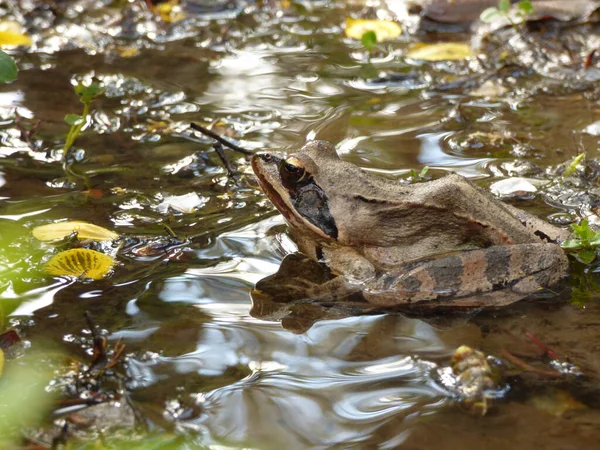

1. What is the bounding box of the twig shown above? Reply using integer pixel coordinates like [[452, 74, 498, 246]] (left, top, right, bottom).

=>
[[500, 349, 562, 378], [522, 329, 559, 360], [213, 142, 237, 176], [189, 122, 252, 155]]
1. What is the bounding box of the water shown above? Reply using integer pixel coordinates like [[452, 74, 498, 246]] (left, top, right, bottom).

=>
[[1, 0, 600, 447]]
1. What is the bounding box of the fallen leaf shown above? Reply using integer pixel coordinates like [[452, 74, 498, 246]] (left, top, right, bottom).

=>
[[153, 0, 187, 23], [0, 349, 3, 376], [45, 249, 115, 280], [32, 221, 119, 242], [0, 21, 32, 47], [406, 42, 474, 61], [345, 18, 402, 42]]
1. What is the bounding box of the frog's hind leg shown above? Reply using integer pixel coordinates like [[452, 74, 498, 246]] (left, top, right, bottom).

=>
[[362, 243, 569, 307]]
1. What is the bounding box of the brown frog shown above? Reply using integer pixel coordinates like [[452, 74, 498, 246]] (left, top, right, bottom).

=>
[[251, 141, 570, 308]]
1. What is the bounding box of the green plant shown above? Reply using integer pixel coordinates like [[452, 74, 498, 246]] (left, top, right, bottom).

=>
[[480, 0, 534, 24], [408, 165, 429, 180], [563, 153, 585, 177], [361, 30, 377, 53], [62, 81, 105, 187], [561, 220, 600, 263], [0, 49, 18, 83]]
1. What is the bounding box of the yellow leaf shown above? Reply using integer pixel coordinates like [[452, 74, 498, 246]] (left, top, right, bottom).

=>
[[32, 221, 119, 242], [153, 1, 187, 23], [45, 249, 115, 280], [0, 31, 32, 47], [0, 349, 4, 376], [345, 18, 402, 42], [0, 21, 32, 47], [406, 42, 474, 61]]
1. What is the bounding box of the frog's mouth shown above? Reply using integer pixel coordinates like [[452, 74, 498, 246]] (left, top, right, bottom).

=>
[[251, 153, 293, 218]]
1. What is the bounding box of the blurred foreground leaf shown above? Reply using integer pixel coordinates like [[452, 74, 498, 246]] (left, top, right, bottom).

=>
[[0, 357, 55, 447], [45, 249, 115, 280], [0, 49, 17, 83]]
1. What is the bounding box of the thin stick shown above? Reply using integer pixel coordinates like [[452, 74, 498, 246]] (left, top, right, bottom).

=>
[[500, 349, 562, 378], [190, 122, 252, 155], [213, 142, 237, 176]]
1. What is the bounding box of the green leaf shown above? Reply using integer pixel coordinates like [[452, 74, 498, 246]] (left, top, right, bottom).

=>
[[563, 153, 585, 177], [480, 7, 500, 23], [64, 114, 83, 126], [361, 30, 377, 52], [0, 49, 17, 83], [561, 239, 583, 250], [74, 81, 105, 104], [498, 0, 511, 13], [589, 233, 600, 247], [576, 249, 597, 264], [517, 0, 534, 15], [571, 220, 595, 242], [419, 166, 429, 178]]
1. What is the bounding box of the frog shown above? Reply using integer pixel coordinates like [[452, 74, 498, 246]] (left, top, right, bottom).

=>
[[251, 140, 570, 308]]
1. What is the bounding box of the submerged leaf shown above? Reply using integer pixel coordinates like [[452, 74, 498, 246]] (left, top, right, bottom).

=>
[[406, 42, 474, 61], [345, 18, 401, 42], [45, 249, 115, 280], [32, 221, 119, 242]]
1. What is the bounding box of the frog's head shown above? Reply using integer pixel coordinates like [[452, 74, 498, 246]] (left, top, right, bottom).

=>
[[251, 140, 341, 242]]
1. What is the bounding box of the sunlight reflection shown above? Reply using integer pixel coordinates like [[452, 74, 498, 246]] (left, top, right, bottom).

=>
[[418, 132, 493, 177]]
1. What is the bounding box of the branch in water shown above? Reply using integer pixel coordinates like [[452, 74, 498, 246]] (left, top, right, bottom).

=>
[[190, 122, 252, 155]]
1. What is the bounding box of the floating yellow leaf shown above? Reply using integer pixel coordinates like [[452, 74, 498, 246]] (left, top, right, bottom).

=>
[[345, 18, 402, 42], [0, 21, 32, 47], [0, 349, 4, 376], [45, 249, 115, 280], [32, 221, 119, 242], [406, 42, 474, 61], [153, 1, 187, 23]]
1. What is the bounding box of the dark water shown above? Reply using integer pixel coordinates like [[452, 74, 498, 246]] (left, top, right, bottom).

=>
[[2, 1, 600, 448]]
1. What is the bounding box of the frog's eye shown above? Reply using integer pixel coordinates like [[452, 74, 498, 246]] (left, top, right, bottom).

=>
[[280, 157, 308, 186]]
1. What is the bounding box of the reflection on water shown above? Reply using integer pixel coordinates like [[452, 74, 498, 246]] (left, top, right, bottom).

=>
[[2, 0, 600, 448]]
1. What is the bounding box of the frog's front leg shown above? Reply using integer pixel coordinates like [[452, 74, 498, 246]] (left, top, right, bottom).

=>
[[362, 243, 569, 307]]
